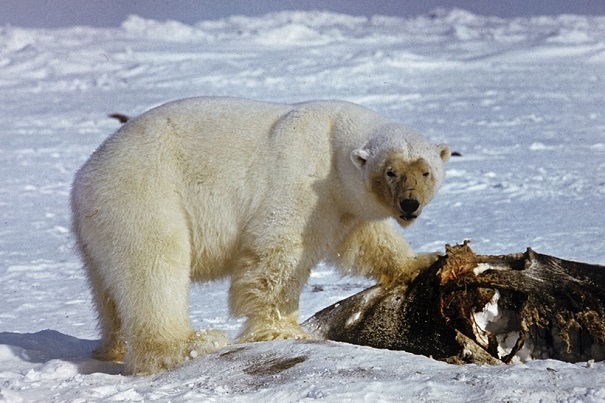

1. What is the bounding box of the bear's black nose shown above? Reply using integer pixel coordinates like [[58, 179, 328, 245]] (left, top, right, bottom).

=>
[[400, 199, 420, 214]]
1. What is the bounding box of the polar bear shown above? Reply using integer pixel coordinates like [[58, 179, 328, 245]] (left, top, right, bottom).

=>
[[71, 97, 450, 374]]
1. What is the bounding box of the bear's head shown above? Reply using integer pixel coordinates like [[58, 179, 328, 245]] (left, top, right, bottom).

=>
[[350, 125, 450, 227]]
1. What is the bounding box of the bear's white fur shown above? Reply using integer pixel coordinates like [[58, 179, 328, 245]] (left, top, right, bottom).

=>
[[71, 97, 450, 374]]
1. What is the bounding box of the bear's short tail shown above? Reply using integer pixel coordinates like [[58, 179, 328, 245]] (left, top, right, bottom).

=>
[[108, 113, 129, 124]]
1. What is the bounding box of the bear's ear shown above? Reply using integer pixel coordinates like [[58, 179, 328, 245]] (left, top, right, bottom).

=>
[[437, 144, 451, 163], [351, 148, 370, 169]]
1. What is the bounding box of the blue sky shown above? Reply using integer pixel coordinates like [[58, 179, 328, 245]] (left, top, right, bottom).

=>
[[3, 0, 605, 28]]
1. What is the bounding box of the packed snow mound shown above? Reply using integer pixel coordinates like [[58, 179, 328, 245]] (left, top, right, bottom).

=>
[[1, 334, 604, 402]]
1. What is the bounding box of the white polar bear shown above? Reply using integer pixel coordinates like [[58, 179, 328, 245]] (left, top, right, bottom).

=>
[[71, 97, 450, 374]]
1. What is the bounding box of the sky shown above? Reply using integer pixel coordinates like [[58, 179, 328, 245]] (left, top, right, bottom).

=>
[[3, 0, 605, 28]]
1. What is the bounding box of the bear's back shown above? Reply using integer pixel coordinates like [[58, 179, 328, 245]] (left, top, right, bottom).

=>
[[77, 97, 390, 197]]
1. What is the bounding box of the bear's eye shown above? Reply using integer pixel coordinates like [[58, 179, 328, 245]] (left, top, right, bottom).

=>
[[423, 172, 430, 177], [386, 169, 397, 179]]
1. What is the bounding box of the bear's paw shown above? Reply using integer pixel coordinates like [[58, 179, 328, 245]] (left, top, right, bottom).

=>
[[237, 321, 313, 343], [187, 329, 231, 358]]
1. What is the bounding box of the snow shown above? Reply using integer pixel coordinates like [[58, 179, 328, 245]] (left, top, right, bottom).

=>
[[1, 8, 604, 402]]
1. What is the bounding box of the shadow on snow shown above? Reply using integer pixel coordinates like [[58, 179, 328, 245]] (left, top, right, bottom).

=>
[[0, 329, 123, 375]]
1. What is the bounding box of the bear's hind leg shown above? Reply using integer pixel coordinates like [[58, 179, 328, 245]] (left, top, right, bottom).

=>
[[81, 250, 126, 362], [90, 285, 125, 362], [119, 256, 229, 374]]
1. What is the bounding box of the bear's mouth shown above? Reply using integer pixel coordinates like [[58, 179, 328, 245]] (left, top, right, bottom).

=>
[[399, 213, 418, 222]]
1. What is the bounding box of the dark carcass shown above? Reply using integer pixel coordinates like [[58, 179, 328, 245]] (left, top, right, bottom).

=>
[[303, 241, 605, 364]]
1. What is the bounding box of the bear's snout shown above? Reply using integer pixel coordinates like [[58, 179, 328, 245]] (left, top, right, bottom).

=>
[[399, 198, 420, 220], [399, 198, 420, 213]]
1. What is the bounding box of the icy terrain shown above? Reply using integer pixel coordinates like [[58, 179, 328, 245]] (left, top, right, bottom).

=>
[[1, 8, 604, 402]]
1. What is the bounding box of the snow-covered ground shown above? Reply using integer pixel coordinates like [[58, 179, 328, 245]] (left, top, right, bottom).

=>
[[1, 8, 604, 402]]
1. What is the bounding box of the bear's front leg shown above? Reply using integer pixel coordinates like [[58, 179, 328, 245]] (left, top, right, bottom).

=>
[[229, 244, 313, 343], [377, 251, 441, 286], [333, 220, 440, 287]]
